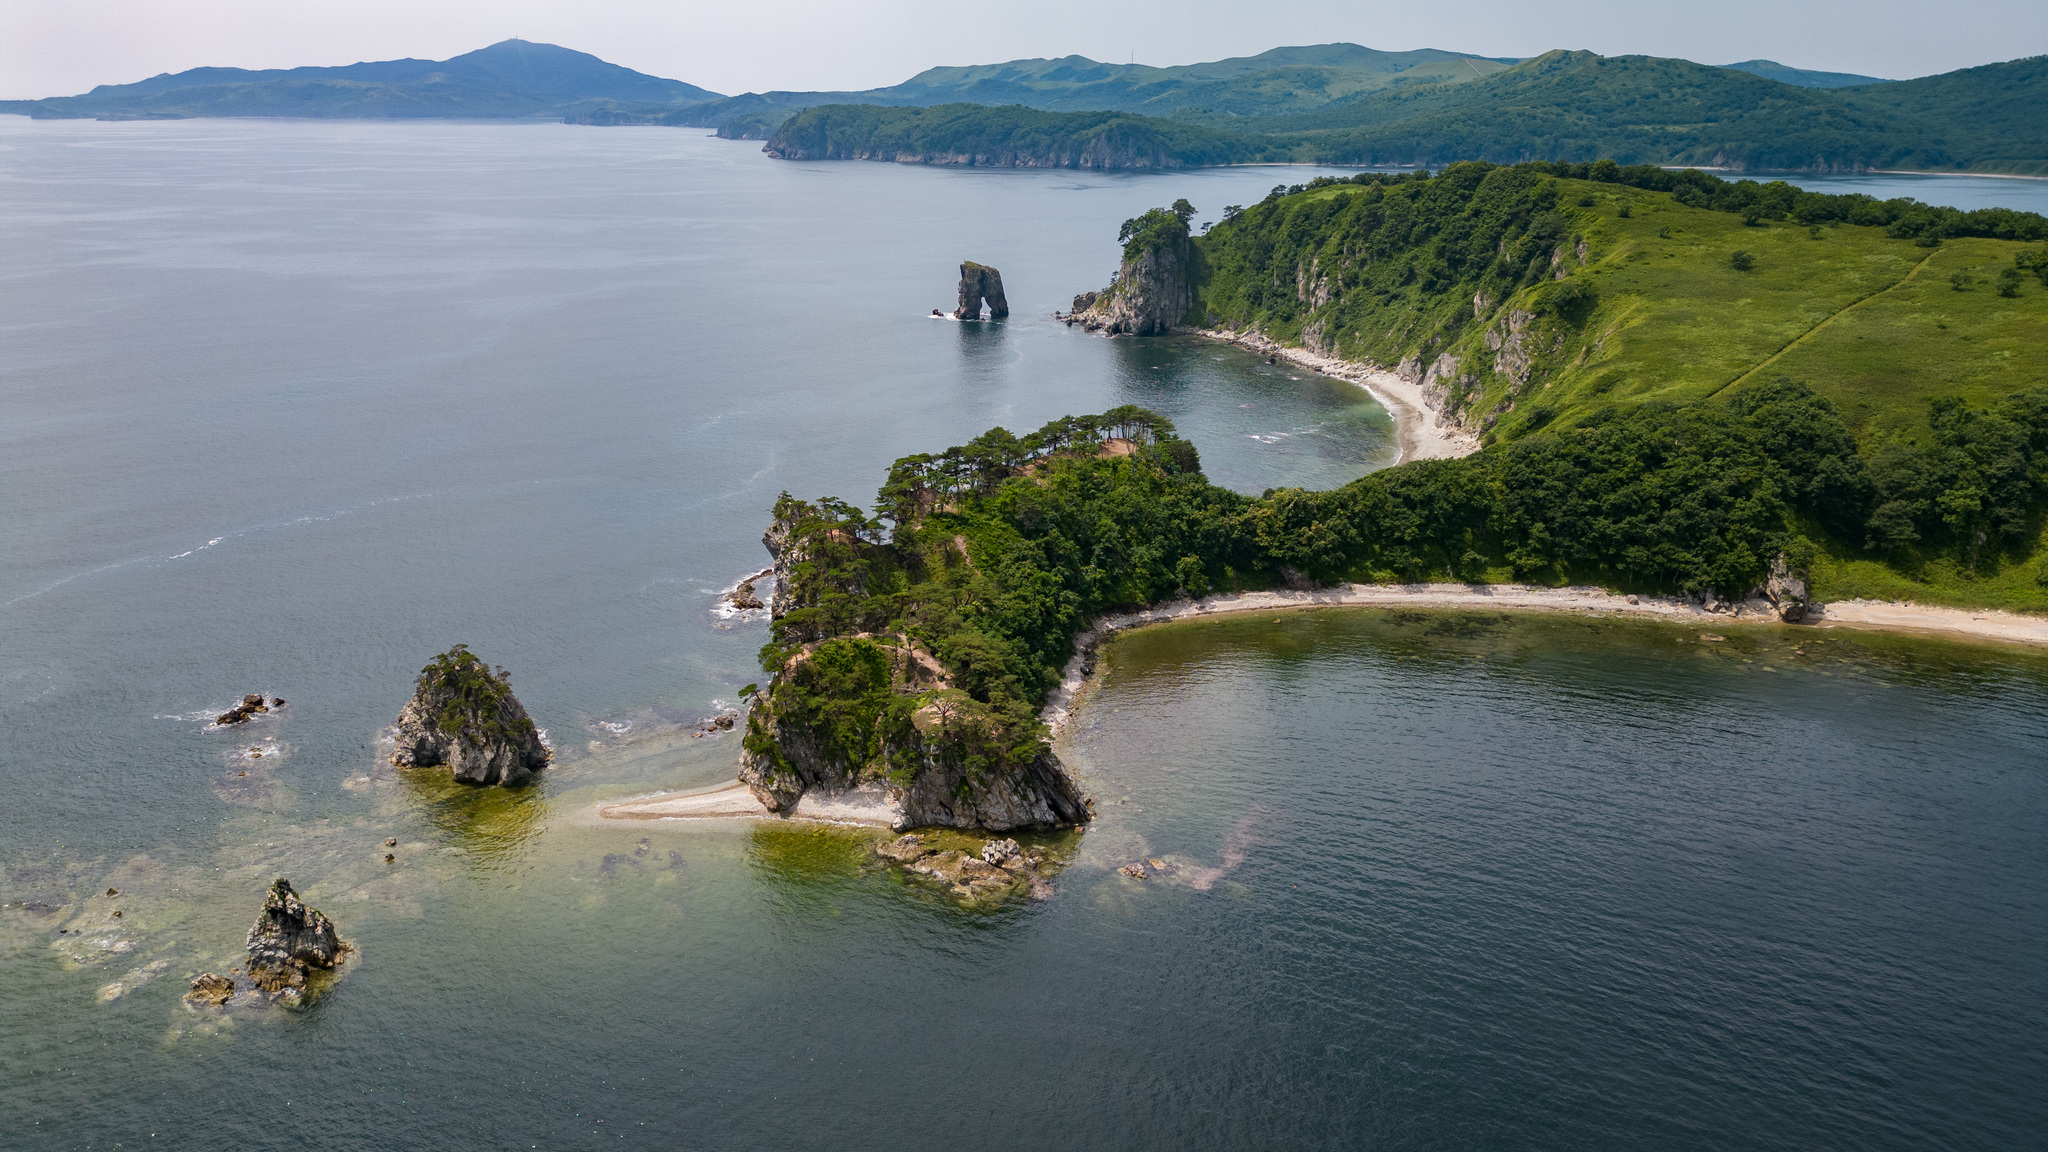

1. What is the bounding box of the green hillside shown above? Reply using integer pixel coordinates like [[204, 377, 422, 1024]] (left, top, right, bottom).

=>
[[1186, 163, 2048, 608], [762, 104, 1268, 167], [754, 50, 2047, 175], [1256, 51, 2048, 174]]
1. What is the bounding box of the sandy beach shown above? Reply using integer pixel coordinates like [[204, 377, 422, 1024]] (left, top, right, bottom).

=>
[[1194, 328, 1481, 463], [598, 582, 2048, 824]]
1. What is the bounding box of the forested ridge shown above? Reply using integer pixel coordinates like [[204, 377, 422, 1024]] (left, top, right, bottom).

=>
[[759, 52, 2048, 174]]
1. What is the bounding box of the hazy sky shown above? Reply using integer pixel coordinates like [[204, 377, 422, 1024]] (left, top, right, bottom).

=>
[[4, 0, 2044, 99]]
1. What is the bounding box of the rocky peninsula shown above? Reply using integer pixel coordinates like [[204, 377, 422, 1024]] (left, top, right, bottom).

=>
[[391, 645, 550, 786]]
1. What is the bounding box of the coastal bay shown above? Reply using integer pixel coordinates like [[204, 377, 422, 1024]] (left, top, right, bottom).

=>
[[3, 118, 2045, 1150]]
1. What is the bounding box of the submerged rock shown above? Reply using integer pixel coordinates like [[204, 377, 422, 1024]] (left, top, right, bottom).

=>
[[391, 644, 550, 786], [952, 261, 1009, 321], [874, 832, 1059, 905], [245, 877, 344, 999]]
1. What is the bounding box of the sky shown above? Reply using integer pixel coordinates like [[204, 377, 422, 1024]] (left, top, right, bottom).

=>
[[3, 0, 2044, 99]]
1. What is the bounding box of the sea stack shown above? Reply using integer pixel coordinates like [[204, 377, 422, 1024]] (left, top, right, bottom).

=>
[[245, 878, 344, 998], [391, 644, 551, 786], [953, 261, 1009, 321]]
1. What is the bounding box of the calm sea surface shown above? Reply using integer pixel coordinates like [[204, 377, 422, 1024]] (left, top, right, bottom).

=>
[[2, 119, 2043, 1150]]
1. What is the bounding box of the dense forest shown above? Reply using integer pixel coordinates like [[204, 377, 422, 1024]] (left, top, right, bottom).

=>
[[761, 103, 1264, 167]]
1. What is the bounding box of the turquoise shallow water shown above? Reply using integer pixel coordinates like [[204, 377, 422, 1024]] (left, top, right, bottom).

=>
[[2, 119, 2045, 1150]]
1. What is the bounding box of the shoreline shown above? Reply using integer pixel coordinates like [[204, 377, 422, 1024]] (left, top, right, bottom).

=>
[[596, 583, 2048, 825], [1043, 583, 2048, 736], [1191, 328, 1480, 464]]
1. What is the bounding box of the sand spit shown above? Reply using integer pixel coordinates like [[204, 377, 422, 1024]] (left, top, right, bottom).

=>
[[1194, 328, 1480, 464], [595, 586, 2048, 825], [595, 780, 900, 827], [1042, 582, 2048, 735]]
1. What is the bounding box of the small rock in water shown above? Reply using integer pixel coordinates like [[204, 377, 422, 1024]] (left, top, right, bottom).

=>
[[1120, 862, 1149, 880], [1700, 633, 1726, 643], [106, 888, 119, 897], [214, 693, 272, 726], [981, 838, 1021, 866], [383, 838, 397, 847], [185, 972, 235, 1007]]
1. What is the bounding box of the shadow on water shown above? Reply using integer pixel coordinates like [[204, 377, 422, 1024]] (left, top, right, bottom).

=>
[[398, 769, 549, 864], [953, 317, 1014, 377]]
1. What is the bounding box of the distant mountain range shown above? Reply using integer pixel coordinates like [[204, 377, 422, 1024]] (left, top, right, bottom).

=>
[[8, 38, 2036, 174], [1719, 59, 1891, 87], [0, 40, 720, 120]]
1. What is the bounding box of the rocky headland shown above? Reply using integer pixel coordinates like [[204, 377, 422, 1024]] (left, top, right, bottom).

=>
[[391, 645, 551, 786], [737, 504, 1091, 832], [1068, 202, 1195, 337]]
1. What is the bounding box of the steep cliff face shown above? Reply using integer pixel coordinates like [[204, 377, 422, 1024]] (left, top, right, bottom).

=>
[[245, 878, 344, 998], [391, 645, 550, 786], [737, 500, 1090, 832], [1072, 203, 1198, 337]]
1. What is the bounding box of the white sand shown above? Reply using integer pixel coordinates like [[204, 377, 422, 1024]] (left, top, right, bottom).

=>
[[1195, 328, 1480, 463], [595, 780, 900, 827]]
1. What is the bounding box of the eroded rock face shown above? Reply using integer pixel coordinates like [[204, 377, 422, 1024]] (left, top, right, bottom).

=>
[[954, 262, 1009, 320], [1072, 233, 1194, 337], [1766, 554, 1818, 623], [391, 644, 550, 786], [739, 677, 1087, 832], [245, 878, 342, 997]]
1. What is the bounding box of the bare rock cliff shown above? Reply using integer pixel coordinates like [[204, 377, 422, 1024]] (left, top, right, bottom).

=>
[[1071, 235, 1194, 337]]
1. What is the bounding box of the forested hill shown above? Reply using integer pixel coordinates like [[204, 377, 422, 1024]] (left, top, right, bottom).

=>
[[1249, 51, 2048, 174], [759, 51, 2046, 175], [1169, 162, 2048, 607], [0, 40, 720, 120]]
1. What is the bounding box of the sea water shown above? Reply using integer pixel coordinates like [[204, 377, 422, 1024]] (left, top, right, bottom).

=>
[[1, 119, 2043, 1150]]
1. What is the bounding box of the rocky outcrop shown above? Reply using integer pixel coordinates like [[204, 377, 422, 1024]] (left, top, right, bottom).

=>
[[214, 694, 284, 726], [245, 878, 344, 999], [1071, 221, 1195, 337], [1765, 554, 1818, 623], [1485, 308, 1538, 386], [391, 645, 550, 786], [185, 972, 235, 1006], [953, 262, 1009, 320]]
